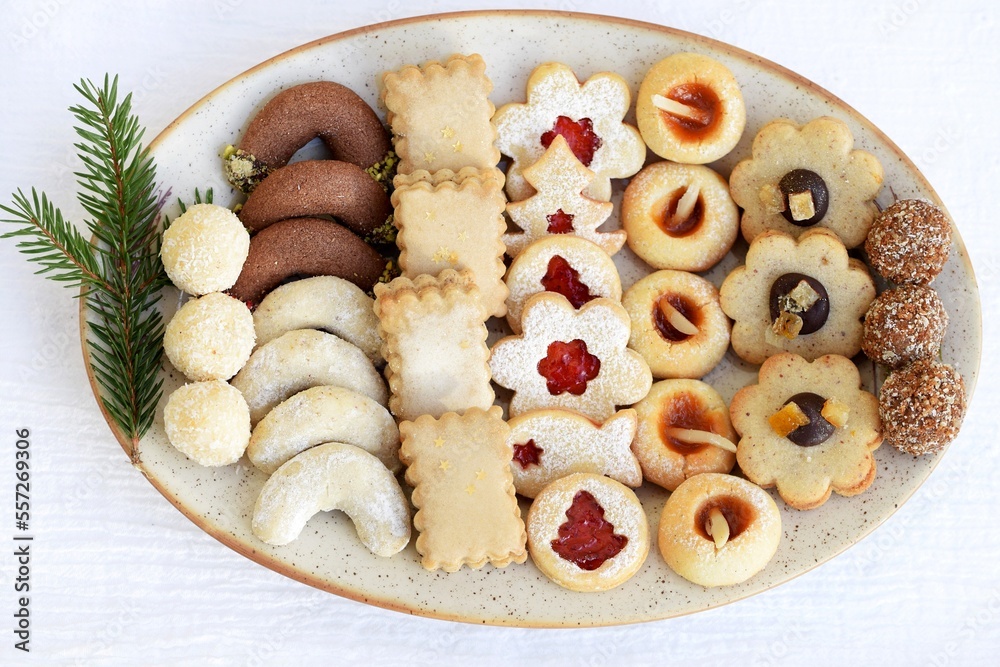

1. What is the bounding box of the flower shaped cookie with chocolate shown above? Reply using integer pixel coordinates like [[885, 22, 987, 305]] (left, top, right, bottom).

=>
[[729, 117, 883, 248], [490, 293, 652, 422], [730, 353, 882, 510], [720, 228, 875, 365], [493, 62, 646, 202]]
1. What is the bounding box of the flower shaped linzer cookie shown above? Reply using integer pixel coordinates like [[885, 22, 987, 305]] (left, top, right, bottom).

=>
[[719, 228, 875, 365], [490, 293, 652, 422], [730, 353, 882, 510], [493, 62, 646, 202], [729, 116, 883, 248]]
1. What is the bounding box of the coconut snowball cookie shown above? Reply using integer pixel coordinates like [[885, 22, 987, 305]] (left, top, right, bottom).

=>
[[161, 203, 250, 295], [164, 381, 251, 467], [527, 473, 650, 592], [862, 284, 948, 368], [636, 52, 746, 164], [632, 379, 737, 491], [163, 292, 256, 382], [623, 161, 739, 272], [865, 198, 952, 285], [879, 359, 966, 456], [623, 270, 730, 379], [658, 473, 781, 587]]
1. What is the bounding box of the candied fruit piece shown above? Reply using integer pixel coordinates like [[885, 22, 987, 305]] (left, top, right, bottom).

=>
[[769, 402, 810, 437], [821, 397, 850, 428]]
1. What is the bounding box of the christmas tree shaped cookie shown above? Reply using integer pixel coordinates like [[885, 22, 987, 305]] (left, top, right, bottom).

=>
[[503, 135, 623, 258]]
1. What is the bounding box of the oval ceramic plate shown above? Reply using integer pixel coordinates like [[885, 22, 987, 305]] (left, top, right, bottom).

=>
[[82, 11, 981, 626]]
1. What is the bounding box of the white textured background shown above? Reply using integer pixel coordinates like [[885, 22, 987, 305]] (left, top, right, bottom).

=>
[[1, 0, 997, 665]]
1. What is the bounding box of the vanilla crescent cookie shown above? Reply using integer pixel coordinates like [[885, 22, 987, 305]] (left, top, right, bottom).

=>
[[527, 473, 650, 592], [504, 235, 622, 334], [398, 407, 527, 572], [731, 353, 882, 510], [251, 442, 410, 557], [719, 228, 875, 365], [729, 117, 883, 248], [632, 379, 737, 491], [246, 386, 400, 475], [623, 270, 730, 379], [252, 275, 382, 366], [493, 62, 646, 202], [503, 135, 622, 257], [490, 293, 652, 422], [507, 408, 642, 499], [622, 161, 739, 272]]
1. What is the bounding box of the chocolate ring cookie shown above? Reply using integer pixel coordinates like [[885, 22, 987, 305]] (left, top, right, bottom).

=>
[[224, 81, 392, 194], [238, 160, 392, 236], [228, 217, 385, 304]]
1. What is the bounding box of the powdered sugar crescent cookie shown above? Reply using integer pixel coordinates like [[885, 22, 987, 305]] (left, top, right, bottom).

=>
[[719, 229, 875, 365], [374, 270, 494, 421], [247, 386, 400, 475], [490, 293, 652, 422], [507, 408, 641, 499], [398, 407, 527, 572], [729, 117, 883, 248], [391, 168, 508, 318], [658, 473, 781, 587], [230, 329, 388, 425], [636, 52, 746, 164], [731, 353, 882, 510], [493, 62, 646, 202], [526, 473, 649, 592], [381, 54, 499, 176], [252, 275, 382, 366], [632, 379, 736, 492], [504, 235, 622, 334], [622, 161, 739, 272], [251, 442, 410, 557], [503, 135, 622, 257], [623, 270, 730, 379]]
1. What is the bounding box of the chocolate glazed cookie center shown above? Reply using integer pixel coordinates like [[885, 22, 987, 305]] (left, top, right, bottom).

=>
[[769, 273, 830, 336], [783, 392, 835, 447]]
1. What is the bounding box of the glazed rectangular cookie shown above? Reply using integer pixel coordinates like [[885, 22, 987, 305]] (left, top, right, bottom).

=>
[[373, 270, 495, 421], [391, 168, 508, 317], [398, 407, 527, 572]]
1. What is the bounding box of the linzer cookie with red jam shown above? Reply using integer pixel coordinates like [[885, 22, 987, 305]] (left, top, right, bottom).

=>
[[635, 52, 746, 164], [527, 473, 649, 592], [729, 117, 883, 248], [623, 270, 730, 379], [490, 293, 652, 422], [632, 379, 737, 492], [493, 62, 646, 202], [507, 408, 641, 499], [502, 134, 622, 257], [398, 407, 527, 572], [504, 235, 622, 334], [720, 228, 875, 365], [731, 353, 882, 510]]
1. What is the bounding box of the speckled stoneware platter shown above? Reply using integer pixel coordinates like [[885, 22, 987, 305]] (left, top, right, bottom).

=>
[[81, 11, 981, 626]]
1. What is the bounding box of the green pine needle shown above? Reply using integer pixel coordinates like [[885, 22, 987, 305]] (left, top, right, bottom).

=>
[[1, 74, 168, 465]]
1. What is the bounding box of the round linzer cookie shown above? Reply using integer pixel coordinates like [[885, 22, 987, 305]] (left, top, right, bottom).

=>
[[658, 473, 781, 587], [729, 117, 883, 248], [622, 161, 739, 272], [635, 52, 746, 164], [224, 81, 393, 194], [527, 473, 650, 592]]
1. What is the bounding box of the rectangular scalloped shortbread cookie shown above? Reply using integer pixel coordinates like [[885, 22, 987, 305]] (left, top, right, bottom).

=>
[[390, 168, 509, 317], [381, 53, 500, 176], [398, 406, 527, 572], [373, 270, 495, 421]]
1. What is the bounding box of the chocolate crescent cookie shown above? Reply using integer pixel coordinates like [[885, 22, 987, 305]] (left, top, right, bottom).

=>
[[224, 81, 392, 193], [229, 217, 385, 304], [238, 159, 392, 236]]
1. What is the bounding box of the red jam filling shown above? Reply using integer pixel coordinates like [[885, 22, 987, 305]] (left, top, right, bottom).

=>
[[540, 116, 602, 167], [551, 490, 628, 571], [546, 208, 575, 234], [537, 339, 601, 396], [653, 294, 699, 342], [512, 439, 544, 469], [540, 255, 596, 308]]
